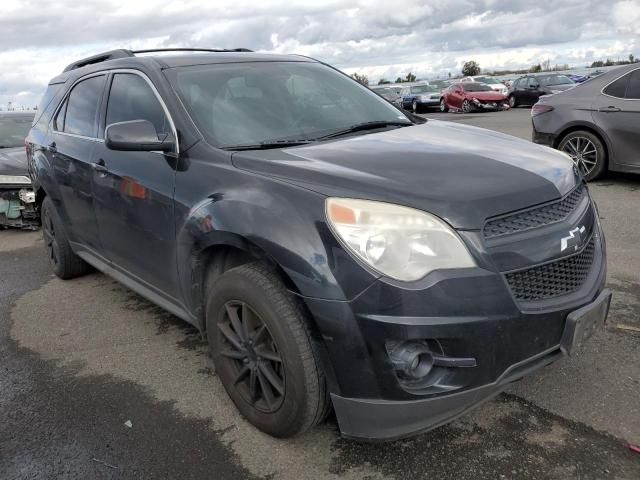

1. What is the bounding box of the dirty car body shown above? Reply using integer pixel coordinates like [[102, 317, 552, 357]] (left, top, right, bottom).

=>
[[28, 50, 610, 441], [0, 112, 38, 229]]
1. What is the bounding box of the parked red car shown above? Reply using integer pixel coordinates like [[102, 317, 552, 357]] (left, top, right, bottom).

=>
[[440, 82, 509, 113]]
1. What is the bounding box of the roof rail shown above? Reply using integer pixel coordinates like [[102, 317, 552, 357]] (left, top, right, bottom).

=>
[[61, 48, 254, 73], [132, 48, 253, 54], [62, 49, 134, 72]]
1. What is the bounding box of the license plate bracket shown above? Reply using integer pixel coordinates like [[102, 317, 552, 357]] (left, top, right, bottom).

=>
[[561, 289, 611, 356]]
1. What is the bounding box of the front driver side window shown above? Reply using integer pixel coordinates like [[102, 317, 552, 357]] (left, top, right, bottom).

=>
[[105, 73, 169, 137]]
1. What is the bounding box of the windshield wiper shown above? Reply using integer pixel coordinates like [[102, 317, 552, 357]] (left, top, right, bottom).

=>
[[314, 121, 413, 140], [223, 139, 316, 151]]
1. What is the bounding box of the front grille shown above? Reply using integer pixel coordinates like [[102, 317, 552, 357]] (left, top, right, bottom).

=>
[[505, 235, 596, 301], [484, 185, 585, 238]]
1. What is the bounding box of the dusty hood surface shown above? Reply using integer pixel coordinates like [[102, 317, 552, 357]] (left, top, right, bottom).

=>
[[232, 121, 578, 230]]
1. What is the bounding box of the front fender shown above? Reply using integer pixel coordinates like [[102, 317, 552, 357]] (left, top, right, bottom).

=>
[[175, 179, 379, 319]]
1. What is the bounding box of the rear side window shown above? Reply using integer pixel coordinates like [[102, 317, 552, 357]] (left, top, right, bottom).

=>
[[63, 75, 106, 137], [603, 74, 629, 98], [105, 73, 169, 136], [625, 69, 640, 99], [32, 84, 64, 127]]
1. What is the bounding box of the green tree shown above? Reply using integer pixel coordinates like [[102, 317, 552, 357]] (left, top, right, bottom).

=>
[[462, 61, 481, 76], [630, 54, 636, 63], [604, 58, 614, 66], [404, 72, 417, 82], [350, 72, 369, 85], [377, 78, 391, 85], [530, 64, 542, 73], [590, 60, 604, 68]]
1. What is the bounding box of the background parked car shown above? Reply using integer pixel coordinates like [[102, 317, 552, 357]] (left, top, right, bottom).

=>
[[0, 112, 38, 229], [370, 85, 403, 107], [460, 76, 509, 95], [400, 84, 442, 112], [440, 82, 509, 113], [532, 63, 640, 181], [508, 74, 575, 107]]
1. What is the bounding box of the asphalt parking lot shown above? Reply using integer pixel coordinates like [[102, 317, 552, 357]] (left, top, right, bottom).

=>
[[1, 108, 639, 479]]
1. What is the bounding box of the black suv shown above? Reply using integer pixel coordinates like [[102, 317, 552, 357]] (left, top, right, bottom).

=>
[[509, 73, 575, 107], [28, 48, 610, 441]]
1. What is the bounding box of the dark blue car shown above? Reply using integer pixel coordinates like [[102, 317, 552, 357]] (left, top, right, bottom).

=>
[[400, 84, 443, 113]]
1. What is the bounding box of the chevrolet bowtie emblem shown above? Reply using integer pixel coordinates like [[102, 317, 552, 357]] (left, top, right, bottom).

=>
[[560, 226, 586, 253]]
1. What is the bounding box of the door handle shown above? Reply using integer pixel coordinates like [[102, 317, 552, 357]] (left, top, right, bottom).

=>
[[47, 142, 57, 153], [92, 159, 108, 174], [598, 106, 621, 112]]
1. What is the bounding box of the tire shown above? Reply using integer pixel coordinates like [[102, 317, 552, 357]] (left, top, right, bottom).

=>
[[558, 130, 607, 181], [440, 98, 449, 112], [206, 262, 329, 438], [462, 99, 473, 113], [412, 99, 421, 114], [509, 95, 518, 108], [41, 197, 92, 280]]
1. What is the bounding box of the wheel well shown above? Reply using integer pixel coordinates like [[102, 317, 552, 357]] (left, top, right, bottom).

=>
[[197, 243, 301, 331], [35, 187, 46, 207], [553, 125, 609, 164]]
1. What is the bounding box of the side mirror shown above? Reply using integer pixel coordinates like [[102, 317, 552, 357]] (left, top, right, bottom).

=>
[[105, 120, 175, 152]]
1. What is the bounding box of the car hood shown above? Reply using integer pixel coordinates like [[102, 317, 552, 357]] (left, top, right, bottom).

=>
[[0, 147, 28, 176], [465, 91, 507, 100], [231, 121, 579, 229]]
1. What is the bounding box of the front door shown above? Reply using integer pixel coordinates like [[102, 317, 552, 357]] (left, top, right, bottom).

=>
[[91, 71, 180, 298], [593, 68, 640, 167], [49, 74, 106, 252]]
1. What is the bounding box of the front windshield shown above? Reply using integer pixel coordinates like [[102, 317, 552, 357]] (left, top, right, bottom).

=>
[[166, 62, 411, 148], [462, 83, 493, 92], [538, 75, 574, 86], [0, 115, 33, 148]]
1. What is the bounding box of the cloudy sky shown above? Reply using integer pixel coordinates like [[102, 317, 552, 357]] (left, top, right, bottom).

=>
[[1, 0, 638, 109]]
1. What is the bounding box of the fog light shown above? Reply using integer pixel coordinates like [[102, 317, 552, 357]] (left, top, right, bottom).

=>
[[387, 341, 434, 379]]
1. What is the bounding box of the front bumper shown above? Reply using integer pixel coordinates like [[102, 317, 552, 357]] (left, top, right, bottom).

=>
[[303, 224, 607, 440]]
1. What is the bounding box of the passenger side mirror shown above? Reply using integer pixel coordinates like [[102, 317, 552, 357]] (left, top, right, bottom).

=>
[[105, 120, 175, 153]]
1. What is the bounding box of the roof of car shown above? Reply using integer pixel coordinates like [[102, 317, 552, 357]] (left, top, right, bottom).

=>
[[49, 49, 317, 85]]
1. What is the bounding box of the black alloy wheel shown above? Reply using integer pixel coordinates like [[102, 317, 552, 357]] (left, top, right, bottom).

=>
[[217, 300, 285, 413]]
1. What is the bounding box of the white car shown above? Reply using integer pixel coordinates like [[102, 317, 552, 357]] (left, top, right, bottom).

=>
[[460, 76, 508, 95]]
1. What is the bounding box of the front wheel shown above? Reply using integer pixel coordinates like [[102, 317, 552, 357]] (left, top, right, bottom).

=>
[[509, 95, 518, 108], [558, 131, 607, 181], [440, 98, 449, 112], [412, 99, 421, 114], [462, 99, 473, 113], [206, 262, 329, 438]]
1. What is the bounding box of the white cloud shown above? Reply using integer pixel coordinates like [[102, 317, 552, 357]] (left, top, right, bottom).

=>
[[0, 0, 638, 109]]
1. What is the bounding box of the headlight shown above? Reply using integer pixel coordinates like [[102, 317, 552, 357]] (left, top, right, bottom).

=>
[[550, 90, 561, 94], [326, 198, 476, 281]]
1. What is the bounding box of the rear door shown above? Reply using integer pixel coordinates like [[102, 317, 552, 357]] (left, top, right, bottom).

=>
[[593, 68, 640, 167], [49, 74, 106, 252], [91, 70, 180, 298]]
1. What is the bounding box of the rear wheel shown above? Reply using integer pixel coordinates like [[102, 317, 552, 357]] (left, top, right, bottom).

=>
[[41, 197, 91, 279], [412, 99, 421, 114], [509, 95, 518, 108], [206, 262, 329, 438], [439, 98, 449, 112], [558, 130, 607, 181]]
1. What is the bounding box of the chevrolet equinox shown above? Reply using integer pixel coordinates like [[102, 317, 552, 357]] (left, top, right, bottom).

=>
[[27, 48, 611, 441]]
